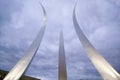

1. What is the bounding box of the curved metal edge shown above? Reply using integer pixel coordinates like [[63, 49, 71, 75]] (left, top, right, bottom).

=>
[[73, 2, 120, 80], [4, 3, 47, 80]]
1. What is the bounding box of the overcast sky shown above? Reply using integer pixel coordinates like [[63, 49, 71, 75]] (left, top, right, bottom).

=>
[[0, 0, 120, 80]]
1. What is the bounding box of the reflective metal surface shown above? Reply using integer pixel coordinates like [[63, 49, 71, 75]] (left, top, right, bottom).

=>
[[4, 3, 46, 80], [73, 2, 120, 80], [58, 30, 67, 80]]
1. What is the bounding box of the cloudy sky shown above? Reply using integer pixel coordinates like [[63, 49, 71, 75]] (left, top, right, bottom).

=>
[[0, 0, 120, 80]]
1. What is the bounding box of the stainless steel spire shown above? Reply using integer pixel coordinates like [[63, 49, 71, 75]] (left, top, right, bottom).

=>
[[73, 2, 120, 80], [58, 30, 67, 80], [4, 3, 47, 80]]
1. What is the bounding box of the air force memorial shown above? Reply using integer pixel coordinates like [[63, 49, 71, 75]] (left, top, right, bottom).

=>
[[0, 2, 120, 80]]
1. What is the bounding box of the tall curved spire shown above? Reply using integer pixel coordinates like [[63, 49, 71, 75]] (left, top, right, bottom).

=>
[[73, 2, 120, 80], [58, 30, 67, 80], [4, 3, 47, 80]]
